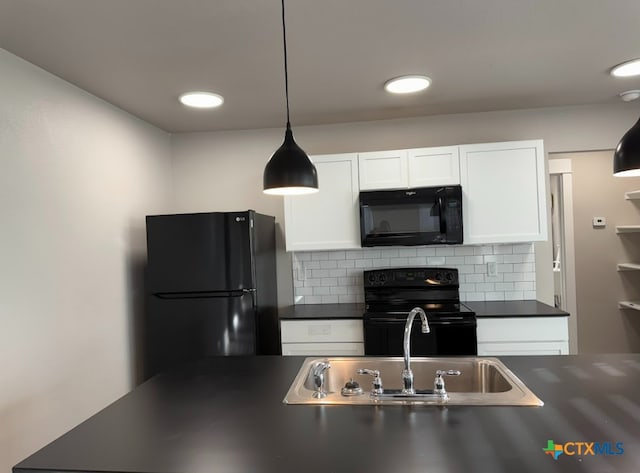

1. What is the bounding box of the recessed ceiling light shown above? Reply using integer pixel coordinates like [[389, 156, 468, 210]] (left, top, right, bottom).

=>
[[611, 59, 640, 78], [620, 90, 640, 102], [179, 92, 224, 108], [384, 75, 431, 94]]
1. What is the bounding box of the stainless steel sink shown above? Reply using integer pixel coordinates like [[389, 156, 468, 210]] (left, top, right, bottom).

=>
[[283, 357, 543, 406]]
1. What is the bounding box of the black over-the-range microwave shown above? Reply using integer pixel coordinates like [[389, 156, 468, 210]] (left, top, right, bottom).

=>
[[359, 185, 463, 247]]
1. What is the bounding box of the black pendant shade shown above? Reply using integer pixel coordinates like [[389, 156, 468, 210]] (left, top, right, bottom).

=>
[[263, 124, 318, 194], [263, 0, 318, 195], [614, 116, 640, 177]]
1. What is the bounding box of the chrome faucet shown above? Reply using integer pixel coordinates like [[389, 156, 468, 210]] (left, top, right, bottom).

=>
[[311, 361, 331, 398], [402, 307, 430, 394]]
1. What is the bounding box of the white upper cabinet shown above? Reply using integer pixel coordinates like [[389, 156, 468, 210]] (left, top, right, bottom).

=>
[[284, 153, 361, 251], [459, 140, 548, 244], [358, 150, 408, 190], [407, 146, 460, 187], [358, 147, 460, 190]]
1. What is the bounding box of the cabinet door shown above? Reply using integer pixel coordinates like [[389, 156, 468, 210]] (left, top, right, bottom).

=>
[[284, 154, 360, 251], [459, 140, 548, 244], [358, 150, 408, 190], [281, 342, 365, 356], [408, 146, 460, 187]]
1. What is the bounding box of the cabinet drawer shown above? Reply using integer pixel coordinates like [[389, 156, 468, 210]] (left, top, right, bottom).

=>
[[477, 341, 569, 356], [477, 317, 568, 343], [280, 319, 364, 343], [281, 342, 365, 356]]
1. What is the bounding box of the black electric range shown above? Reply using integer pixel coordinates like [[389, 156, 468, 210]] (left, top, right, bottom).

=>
[[363, 267, 477, 356]]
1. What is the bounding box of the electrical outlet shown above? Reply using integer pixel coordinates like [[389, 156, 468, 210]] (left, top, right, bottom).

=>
[[592, 217, 606, 228], [487, 261, 498, 277]]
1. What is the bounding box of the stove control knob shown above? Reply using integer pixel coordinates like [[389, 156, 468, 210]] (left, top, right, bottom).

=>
[[446, 272, 455, 282], [434, 272, 442, 281], [378, 273, 387, 283], [367, 273, 376, 283]]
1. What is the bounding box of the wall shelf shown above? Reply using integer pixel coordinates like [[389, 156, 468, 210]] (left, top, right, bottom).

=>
[[616, 225, 640, 234], [617, 263, 640, 271], [619, 301, 640, 311], [625, 190, 640, 200]]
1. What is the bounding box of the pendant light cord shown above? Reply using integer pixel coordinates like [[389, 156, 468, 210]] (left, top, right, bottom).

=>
[[281, 0, 291, 129]]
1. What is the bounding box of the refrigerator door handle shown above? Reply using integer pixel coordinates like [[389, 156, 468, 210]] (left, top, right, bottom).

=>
[[154, 291, 248, 299]]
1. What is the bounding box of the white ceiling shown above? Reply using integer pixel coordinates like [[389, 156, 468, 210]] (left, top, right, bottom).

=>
[[2, 0, 640, 133]]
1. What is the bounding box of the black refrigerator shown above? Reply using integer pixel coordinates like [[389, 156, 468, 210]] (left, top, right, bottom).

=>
[[143, 210, 279, 379]]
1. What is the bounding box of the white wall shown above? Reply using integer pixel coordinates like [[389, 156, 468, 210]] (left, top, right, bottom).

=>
[[0, 50, 172, 473], [172, 101, 640, 307]]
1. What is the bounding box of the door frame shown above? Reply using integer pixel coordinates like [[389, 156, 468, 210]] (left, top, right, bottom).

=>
[[548, 158, 578, 354]]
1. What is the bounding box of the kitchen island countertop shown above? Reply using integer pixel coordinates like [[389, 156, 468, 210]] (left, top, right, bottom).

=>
[[13, 354, 639, 473]]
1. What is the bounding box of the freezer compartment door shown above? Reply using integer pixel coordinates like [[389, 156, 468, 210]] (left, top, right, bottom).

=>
[[144, 292, 256, 379], [146, 212, 254, 293]]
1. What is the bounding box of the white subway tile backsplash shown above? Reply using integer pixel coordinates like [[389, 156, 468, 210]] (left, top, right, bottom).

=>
[[320, 260, 338, 269], [503, 254, 524, 263], [417, 247, 436, 257], [464, 256, 484, 265], [504, 272, 524, 282], [514, 281, 535, 291], [320, 277, 338, 287], [454, 247, 475, 256], [474, 246, 493, 256], [390, 257, 410, 266], [485, 292, 506, 301], [337, 259, 356, 269], [330, 286, 349, 295], [294, 252, 311, 261], [465, 273, 485, 283], [292, 243, 537, 304], [445, 256, 465, 265], [311, 269, 329, 278], [513, 244, 534, 254], [494, 245, 513, 255]]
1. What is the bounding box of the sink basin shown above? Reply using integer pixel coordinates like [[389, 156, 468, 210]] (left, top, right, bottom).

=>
[[283, 357, 543, 406]]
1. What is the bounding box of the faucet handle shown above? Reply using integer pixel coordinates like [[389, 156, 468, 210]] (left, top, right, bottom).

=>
[[357, 368, 384, 394], [434, 370, 461, 395], [435, 370, 461, 377]]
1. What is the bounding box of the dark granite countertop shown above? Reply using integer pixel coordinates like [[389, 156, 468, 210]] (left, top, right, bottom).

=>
[[14, 354, 640, 473], [466, 300, 569, 318], [279, 300, 568, 320]]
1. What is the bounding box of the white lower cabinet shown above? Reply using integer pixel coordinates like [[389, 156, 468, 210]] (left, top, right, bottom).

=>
[[476, 317, 569, 356], [280, 319, 364, 356]]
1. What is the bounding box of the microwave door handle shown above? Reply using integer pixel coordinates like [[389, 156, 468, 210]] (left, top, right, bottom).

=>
[[437, 194, 447, 234]]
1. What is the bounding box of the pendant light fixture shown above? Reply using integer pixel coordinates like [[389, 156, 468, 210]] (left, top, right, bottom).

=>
[[614, 115, 640, 177], [263, 0, 319, 195]]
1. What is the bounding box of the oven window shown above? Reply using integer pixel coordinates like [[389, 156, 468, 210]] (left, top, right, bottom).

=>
[[361, 203, 439, 236]]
